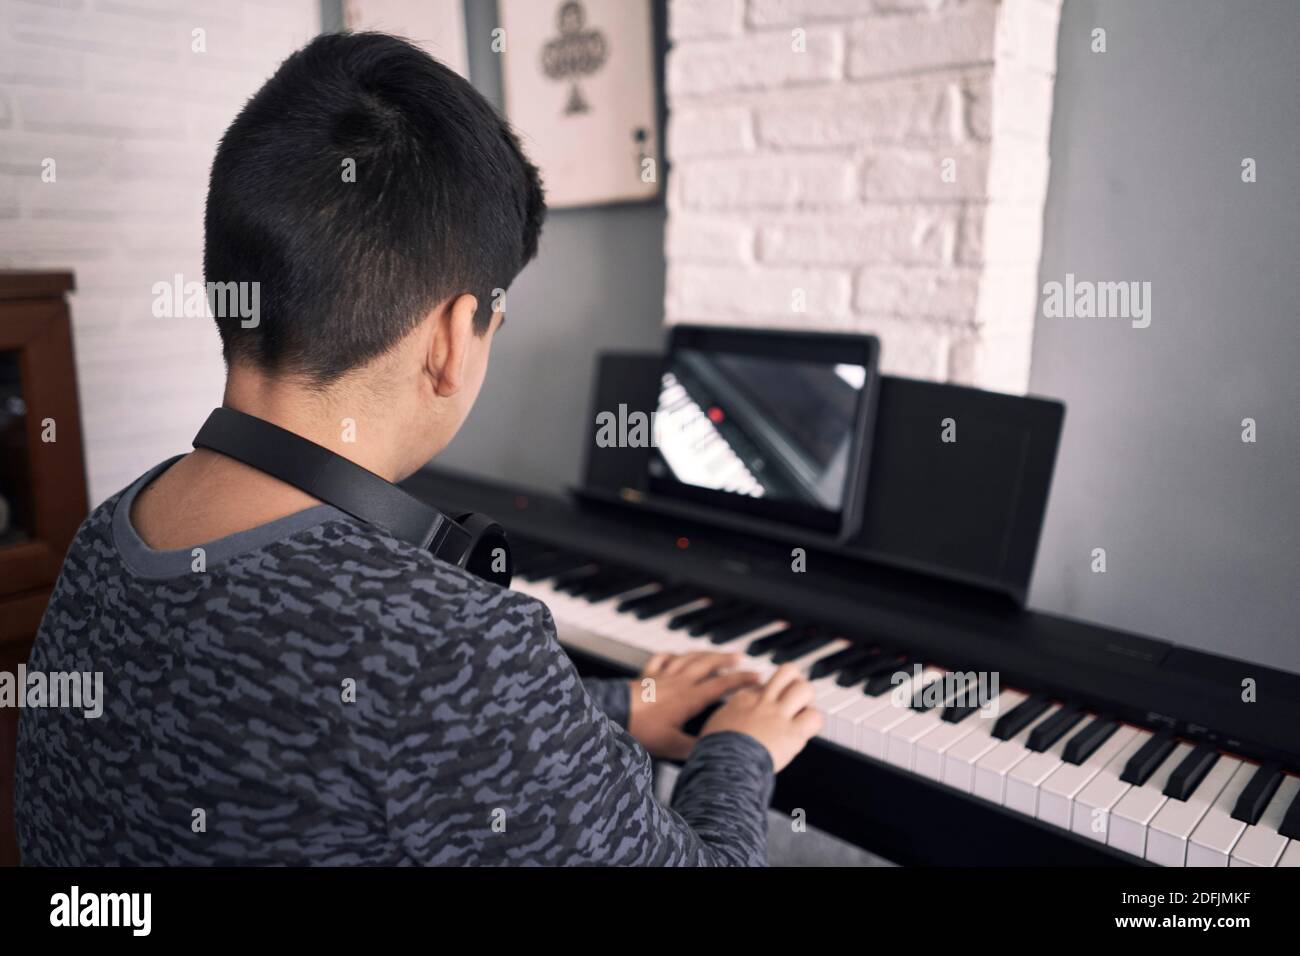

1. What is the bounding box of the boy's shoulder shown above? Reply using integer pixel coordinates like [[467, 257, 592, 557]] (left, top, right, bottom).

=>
[[71, 468, 550, 643]]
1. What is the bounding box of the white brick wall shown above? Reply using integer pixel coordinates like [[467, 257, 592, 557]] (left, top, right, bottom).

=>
[[0, 0, 318, 504], [664, 0, 1062, 390]]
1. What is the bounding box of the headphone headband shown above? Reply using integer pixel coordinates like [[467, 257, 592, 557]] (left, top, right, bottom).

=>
[[192, 408, 510, 586]]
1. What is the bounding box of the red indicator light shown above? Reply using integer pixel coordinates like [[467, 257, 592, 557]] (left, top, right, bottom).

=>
[[676, 536, 690, 549], [707, 406, 725, 424], [514, 495, 529, 509]]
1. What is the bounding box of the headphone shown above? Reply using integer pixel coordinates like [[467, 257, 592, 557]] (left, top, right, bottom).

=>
[[193, 407, 512, 588]]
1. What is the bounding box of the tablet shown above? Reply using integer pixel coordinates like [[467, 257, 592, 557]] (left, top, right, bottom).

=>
[[647, 325, 879, 540]]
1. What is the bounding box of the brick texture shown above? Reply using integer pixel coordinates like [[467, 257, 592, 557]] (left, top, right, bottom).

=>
[[665, 0, 1062, 391], [0, 0, 318, 503]]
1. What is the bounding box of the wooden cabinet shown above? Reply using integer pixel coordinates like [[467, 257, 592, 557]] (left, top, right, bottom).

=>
[[0, 270, 88, 866]]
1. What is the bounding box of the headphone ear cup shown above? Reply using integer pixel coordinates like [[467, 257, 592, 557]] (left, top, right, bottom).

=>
[[455, 512, 512, 588]]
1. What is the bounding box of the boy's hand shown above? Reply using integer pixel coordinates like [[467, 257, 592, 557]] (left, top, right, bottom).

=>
[[626, 652, 761, 760], [700, 664, 823, 772]]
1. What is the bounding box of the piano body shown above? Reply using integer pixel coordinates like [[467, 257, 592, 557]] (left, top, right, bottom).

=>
[[403, 353, 1300, 867]]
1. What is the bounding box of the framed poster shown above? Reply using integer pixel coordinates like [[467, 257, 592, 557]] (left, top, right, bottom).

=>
[[500, 0, 660, 208], [343, 0, 469, 78]]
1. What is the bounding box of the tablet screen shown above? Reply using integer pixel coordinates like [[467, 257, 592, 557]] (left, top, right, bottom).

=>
[[647, 327, 879, 537]]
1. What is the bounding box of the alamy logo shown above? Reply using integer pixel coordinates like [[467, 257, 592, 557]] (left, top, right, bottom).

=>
[[151, 273, 260, 328], [50, 885, 151, 936], [0, 665, 103, 718], [594, 404, 658, 448], [1042, 273, 1151, 328]]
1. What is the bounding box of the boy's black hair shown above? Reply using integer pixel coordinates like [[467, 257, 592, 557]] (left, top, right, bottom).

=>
[[204, 32, 546, 383]]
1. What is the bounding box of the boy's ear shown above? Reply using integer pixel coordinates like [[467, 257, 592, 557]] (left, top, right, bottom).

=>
[[428, 293, 479, 397]]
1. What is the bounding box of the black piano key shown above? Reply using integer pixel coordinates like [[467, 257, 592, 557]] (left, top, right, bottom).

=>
[[560, 567, 618, 596], [864, 657, 912, 696], [1119, 731, 1177, 786], [687, 602, 752, 637], [1231, 763, 1283, 825], [836, 650, 891, 687], [627, 587, 703, 619], [552, 565, 603, 593], [584, 573, 655, 603], [908, 677, 945, 712], [941, 701, 979, 724], [520, 553, 590, 582], [747, 626, 804, 656], [707, 612, 778, 644], [770, 632, 834, 664], [1062, 717, 1119, 765], [1163, 744, 1220, 801], [991, 695, 1049, 741], [1026, 704, 1085, 752], [667, 602, 721, 631], [1278, 787, 1300, 840], [808, 644, 869, 680]]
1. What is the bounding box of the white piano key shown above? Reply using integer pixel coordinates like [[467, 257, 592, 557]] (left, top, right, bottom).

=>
[[1037, 724, 1138, 829], [1279, 841, 1300, 867], [971, 703, 1062, 804], [883, 674, 974, 770], [1145, 754, 1241, 867], [1106, 741, 1194, 858], [1070, 729, 1153, 843], [1003, 712, 1095, 817], [1186, 760, 1257, 867], [913, 689, 1024, 782], [1229, 774, 1300, 867], [834, 673, 914, 750], [857, 667, 944, 759]]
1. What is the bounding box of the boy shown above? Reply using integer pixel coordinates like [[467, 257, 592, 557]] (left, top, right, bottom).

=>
[[16, 33, 820, 866]]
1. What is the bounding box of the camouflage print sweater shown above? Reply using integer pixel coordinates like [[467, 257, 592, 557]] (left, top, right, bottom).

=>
[[15, 459, 774, 866]]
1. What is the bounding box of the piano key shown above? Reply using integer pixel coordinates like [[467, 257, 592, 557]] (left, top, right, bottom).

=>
[[707, 612, 779, 644], [944, 695, 1050, 794], [1230, 775, 1300, 867], [808, 645, 873, 680], [770, 631, 834, 664], [972, 703, 1063, 804], [836, 651, 894, 687], [747, 626, 804, 656], [855, 666, 945, 758], [1279, 841, 1300, 867], [1163, 744, 1220, 801], [916, 689, 1025, 782], [940, 701, 979, 723], [1062, 717, 1119, 765], [583, 573, 656, 603], [885, 675, 977, 769], [666, 601, 728, 631], [1107, 740, 1194, 857], [990, 694, 1050, 741], [683, 602, 751, 636], [1230, 762, 1283, 825], [863, 657, 913, 696], [1070, 729, 1154, 843], [1145, 753, 1241, 866], [1025, 704, 1085, 752], [1279, 786, 1300, 840], [1005, 709, 1097, 816], [552, 565, 603, 593], [1119, 730, 1177, 786], [1187, 760, 1258, 867], [617, 584, 691, 614], [1038, 723, 1138, 829]]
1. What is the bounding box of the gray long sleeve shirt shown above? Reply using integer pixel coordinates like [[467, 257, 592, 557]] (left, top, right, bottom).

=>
[[15, 459, 774, 866]]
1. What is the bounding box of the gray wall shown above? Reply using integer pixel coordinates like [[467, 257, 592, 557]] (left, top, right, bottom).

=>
[[1028, 0, 1300, 674], [432, 0, 669, 493]]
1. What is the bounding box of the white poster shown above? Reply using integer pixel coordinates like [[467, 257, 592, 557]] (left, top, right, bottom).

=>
[[500, 0, 660, 208]]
